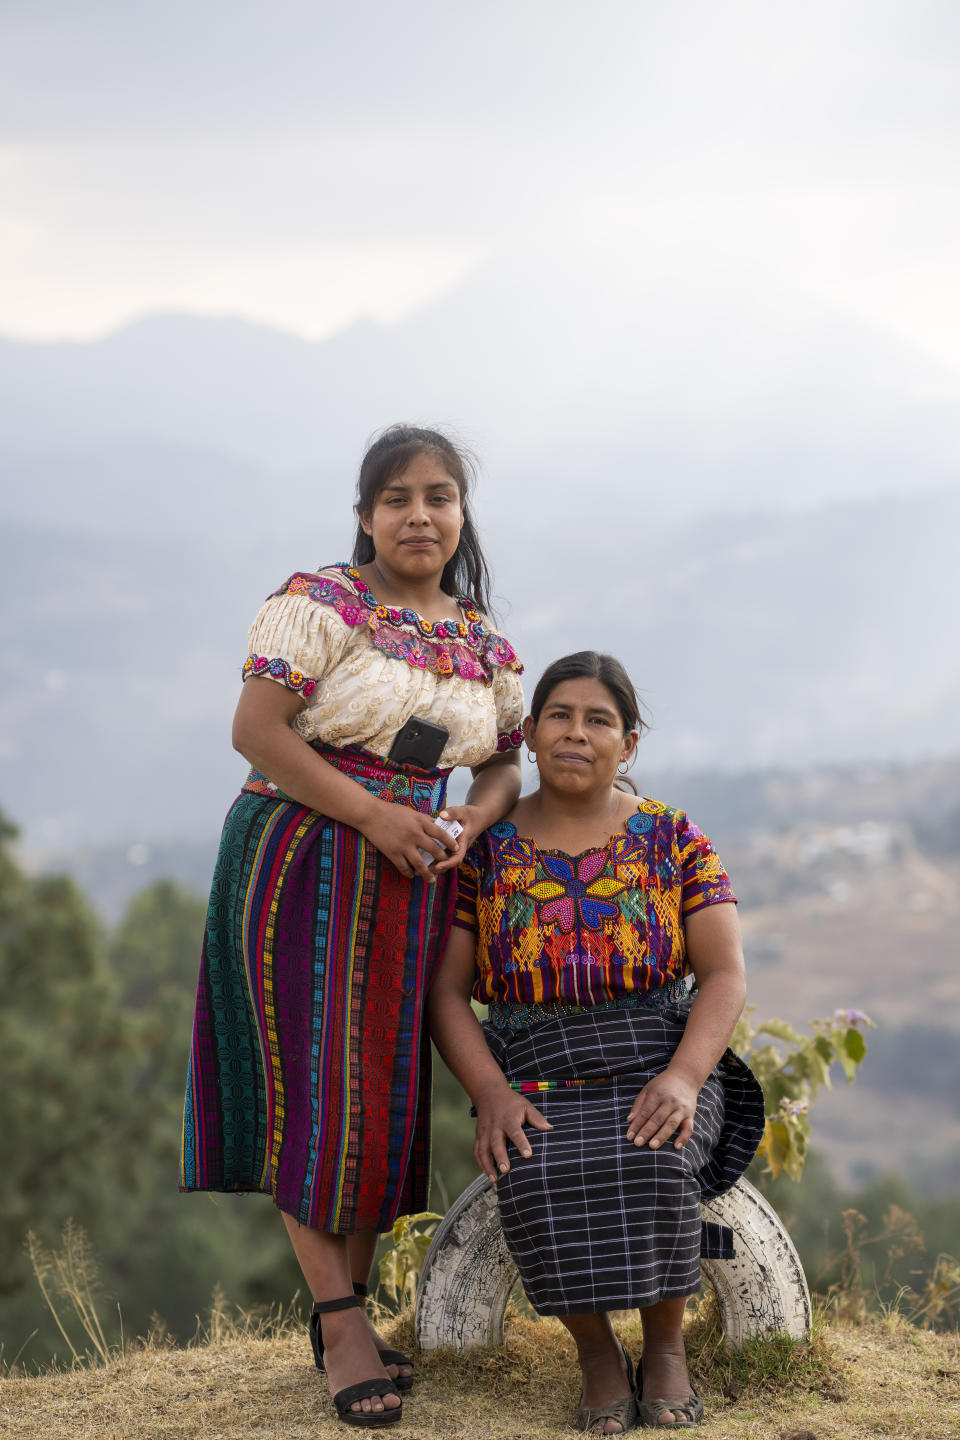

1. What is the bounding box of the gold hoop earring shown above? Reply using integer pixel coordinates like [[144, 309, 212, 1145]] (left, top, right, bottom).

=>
[[618, 759, 633, 774], [526, 750, 537, 764]]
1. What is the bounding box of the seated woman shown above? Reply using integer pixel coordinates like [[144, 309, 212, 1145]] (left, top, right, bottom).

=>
[[428, 652, 764, 1434]]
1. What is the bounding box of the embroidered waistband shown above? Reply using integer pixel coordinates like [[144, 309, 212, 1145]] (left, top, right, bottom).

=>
[[508, 1076, 613, 1093], [242, 741, 450, 815], [485, 974, 695, 1033]]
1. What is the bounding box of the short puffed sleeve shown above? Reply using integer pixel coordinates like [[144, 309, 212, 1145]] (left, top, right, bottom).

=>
[[242, 578, 351, 698], [490, 651, 525, 753], [678, 812, 737, 915]]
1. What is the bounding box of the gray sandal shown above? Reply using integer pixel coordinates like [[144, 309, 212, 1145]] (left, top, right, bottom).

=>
[[635, 1392, 703, 1428], [576, 1344, 637, 1434], [635, 1358, 703, 1429]]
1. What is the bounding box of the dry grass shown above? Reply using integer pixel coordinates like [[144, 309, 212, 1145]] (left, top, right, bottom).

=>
[[1, 1307, 958, 1440]]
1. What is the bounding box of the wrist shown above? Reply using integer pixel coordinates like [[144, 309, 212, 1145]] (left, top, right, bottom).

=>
[[460, 797, 498, 835], [470, 1072, 512, 1106], [350, 790, 383, 832], [456, 802, 486, 837], [665, 1056, 708, 1090]]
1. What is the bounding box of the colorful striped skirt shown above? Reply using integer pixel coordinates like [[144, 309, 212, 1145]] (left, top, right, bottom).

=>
[[180, 751, 456, 1233]]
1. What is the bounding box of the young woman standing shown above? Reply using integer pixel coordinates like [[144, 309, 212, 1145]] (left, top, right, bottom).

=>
[[181, 426, 523, 1427]]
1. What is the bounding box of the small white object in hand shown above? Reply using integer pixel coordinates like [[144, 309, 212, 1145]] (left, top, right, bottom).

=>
[[419, 816, 463, 864]]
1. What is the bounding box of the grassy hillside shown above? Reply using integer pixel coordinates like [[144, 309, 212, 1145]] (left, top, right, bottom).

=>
[[2, 1309, 958, 1440]]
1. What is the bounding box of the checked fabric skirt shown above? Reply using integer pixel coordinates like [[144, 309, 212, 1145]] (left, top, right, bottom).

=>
[[482, 1002, 765, 1315]]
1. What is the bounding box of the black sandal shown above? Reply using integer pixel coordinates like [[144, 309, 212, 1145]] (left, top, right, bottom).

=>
[[353, 1282, 415, 1391], [309, 1295, 402, 1428], [310, 1284, 414, 1393]]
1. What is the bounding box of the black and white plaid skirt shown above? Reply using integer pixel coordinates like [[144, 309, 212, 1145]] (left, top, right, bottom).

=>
[[481, 1000, 764, 1315]]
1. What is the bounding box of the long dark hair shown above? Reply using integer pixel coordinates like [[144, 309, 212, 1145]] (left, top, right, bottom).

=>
[[530, 651, 650, 736], [350, 425, 493, 616]]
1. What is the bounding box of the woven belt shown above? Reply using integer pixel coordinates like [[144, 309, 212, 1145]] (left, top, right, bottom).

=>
[[242, 740, 450, 814]]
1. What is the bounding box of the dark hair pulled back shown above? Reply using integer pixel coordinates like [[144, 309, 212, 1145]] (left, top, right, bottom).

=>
[[350, 424, 493, 616], [530, 651, 649, 737]]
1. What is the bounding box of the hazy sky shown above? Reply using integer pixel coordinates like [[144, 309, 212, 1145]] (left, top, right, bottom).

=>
[[2, 2, 959, 846], [3, 1, 960, 385]]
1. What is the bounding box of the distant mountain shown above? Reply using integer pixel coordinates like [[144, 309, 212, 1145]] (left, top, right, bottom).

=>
[[35, 749, 960, 923], [2, 236, 959, 511], [1, 282, 958, 845], [2, 486, 957, 848]]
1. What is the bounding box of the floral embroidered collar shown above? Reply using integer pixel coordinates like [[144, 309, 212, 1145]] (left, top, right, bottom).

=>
[[269, 564, 523, 684], [487, 801, 667, 865], [334, 563, 481, 641], [482, 803, 669, 934]]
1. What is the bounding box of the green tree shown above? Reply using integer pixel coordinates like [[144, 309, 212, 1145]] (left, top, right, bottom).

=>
[[102, 879, 301, 1344], [108, 879, 207, 1097], [0, 810, 139, 1359], [0, 831, 303, 1369]]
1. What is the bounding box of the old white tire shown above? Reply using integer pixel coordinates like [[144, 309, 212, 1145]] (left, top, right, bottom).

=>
[[415, 1175, 811, 1351]]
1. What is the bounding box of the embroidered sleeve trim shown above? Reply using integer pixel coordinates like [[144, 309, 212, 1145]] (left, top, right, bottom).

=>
[[242, 654, 318, 696], [269, 566, 524, 683], [496, 727, 524, 752]]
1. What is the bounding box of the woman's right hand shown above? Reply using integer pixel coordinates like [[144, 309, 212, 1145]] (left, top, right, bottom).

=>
[[473, 1084, 553, 1184], [358, 804, 461, 881]]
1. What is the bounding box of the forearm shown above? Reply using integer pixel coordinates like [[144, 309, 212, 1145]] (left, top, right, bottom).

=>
[[667, 970, 746, 1089], [428, 985, 511, 1107], [234, 718, 379, 832]]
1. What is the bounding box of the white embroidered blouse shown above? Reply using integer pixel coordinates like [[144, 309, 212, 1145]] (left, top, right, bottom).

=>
[[242, 564, 525, 769]]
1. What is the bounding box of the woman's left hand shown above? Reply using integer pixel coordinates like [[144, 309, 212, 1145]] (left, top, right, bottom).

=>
[[626, 1068, 700, 1151], [430, 805, 483, 873]]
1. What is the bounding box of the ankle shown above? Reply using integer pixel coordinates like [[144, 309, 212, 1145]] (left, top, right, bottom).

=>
[[314, 1305, 367, 1344], [640, 1334, 686, 1358], [576, 1336, 622, 1366]]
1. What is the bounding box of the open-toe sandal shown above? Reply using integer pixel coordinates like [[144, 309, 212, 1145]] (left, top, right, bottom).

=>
[[310, 1295, 402, 1428], [635, 1356, 703, 1429], [310, 1285, 414, 1392], [576, 1342, 637, 1434], [353, 1281, 415, 1391]]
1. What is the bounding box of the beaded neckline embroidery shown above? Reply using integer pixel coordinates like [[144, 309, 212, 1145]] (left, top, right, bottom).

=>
[[334, 563, 481, 641], [270, 564, 523, 683], [489, 800, 668, 865], [486, 803, 675, 934]]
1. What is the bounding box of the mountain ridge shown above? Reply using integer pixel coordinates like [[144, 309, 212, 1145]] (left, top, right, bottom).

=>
[[2, 239, 958, 500], [2, 487, 958, 848]]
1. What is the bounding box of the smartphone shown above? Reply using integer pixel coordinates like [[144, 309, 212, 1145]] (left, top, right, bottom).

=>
[[387, 715, 450, 770]]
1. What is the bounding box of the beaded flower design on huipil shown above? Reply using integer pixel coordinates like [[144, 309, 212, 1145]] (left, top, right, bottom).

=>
[[250, 565, 523, 687], [454, 799, 736, 1008], [524, 849, 627, 932]]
